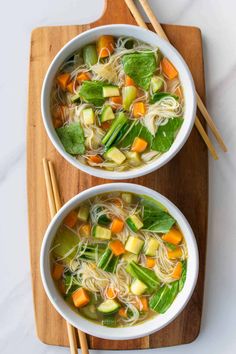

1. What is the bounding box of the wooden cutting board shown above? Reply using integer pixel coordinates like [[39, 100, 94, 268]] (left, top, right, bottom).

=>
[[27, 0, 208, 349]]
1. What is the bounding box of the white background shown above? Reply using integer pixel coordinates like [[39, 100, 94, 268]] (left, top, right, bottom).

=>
[[0, 0, 235, 353]]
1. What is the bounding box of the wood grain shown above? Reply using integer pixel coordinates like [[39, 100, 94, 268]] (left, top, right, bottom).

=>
[[27, 0, 208, 349]]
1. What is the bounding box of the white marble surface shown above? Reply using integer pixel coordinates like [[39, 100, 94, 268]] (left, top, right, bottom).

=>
[[0, 0, 235, 353]]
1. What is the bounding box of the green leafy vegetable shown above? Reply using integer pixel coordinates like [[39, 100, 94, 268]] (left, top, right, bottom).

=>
[[150, 92, 179, 104], [151, 118, 183, 152], [126, 261, 160, 290], [56, 123, 85, 155], [119, 121, 153, 148], [179, 260, 187, 291], [79, 80, 105, 106], [141, 196, 175, 233], [52, 226, 79, 262], [122, 52, 157, 90], [149, 281, 179, 313]]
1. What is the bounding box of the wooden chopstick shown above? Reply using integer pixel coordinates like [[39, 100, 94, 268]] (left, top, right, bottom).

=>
[[124, 0, 219, 160], [137, 0, 227, 153], [125, 0, 218, 159], [43, 158, 89, 354]]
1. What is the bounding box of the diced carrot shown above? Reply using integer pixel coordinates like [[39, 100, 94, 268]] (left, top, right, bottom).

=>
[[135, 297, 149, 312], [57, 73, 71, 90], [174, 86, 183, 99], [161, 58, 178, 80], [88, 155, 103, 164], [133, 102, 146, 118], [118, 307, 128, 318], [63, 211, 78, 228], [80, 224, 91, 237], [109, 239, 125, 256], [66, 81, 75, 93], [125, 75, 135, 86], [131, 137, 148, 153], [76, 72, 91, 83], [52, 263, 64, 280], [162, 229, 183, 245], [58, 280, 66, 294], [110, 96, 122, 106], [172, 262, 183, 279], [101, 121, 111, 130], [167, 247, 182, 260], [106, 287, 116, 299], [146, 257, 156, 268], [97, 35, 115, 58], [72, 288, 90, 308], [110, 219, 124, 234]]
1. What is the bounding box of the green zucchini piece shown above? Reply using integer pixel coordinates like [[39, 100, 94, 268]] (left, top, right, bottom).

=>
[[77, 206, 89, 222], [83, 44, 98, 67], [121, 193, 133, 204], [131, 279, 148, 295], [93, 225, 111, 240], [122, 86, 137, 110], [100, 105, 115, 122], [104, 147, 126, 165], [125, 151, 142, 167], [103, 86, 120, 98], [82, 108, 95, 125], [145, 238, 159, 256], [79, 304, 98, 320], [150, 75, 164, 93], [126, 215, 143, 232], [97, 299, 120, 314], [125, 236, 144, 255]]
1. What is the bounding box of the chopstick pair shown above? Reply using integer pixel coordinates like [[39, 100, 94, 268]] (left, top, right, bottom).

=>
[[42, 158, 89, 354], [124, 0, 227, 160]]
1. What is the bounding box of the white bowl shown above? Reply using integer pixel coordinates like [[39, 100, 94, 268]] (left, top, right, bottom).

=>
[[41, 24, 196, 180], [40, 183, 199, 340]]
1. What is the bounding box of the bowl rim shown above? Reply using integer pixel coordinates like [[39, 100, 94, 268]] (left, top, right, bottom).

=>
[[41, 24, 196, 180], [40, 183, 199, 340]]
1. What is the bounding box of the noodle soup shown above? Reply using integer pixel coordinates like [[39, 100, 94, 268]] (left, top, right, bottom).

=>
[[51, 36, 184, 172], [51, 192, 187, 328]]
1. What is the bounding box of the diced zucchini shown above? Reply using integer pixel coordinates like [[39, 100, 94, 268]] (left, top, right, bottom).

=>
[[93, 225, 111, 240], [145, 238, 159, 256], [121, 193, 133, 204], [150, 75, 164, 93], [104, 147, 126, 165], [101, 112, 128, 147], [131, 279, 148, 295], [82, 108, 95, 125], [97, 299, 120, 314], [77, 206, 89, 222], [126, 215, 143, 232], [71, 93, 80, 103], [100, 105, 115, 122], [122, 252, 138, 263], [98, 215, 111, 226], [125, 151, 142, 167], [103, 86, 120, 98], [83, 44, 98, 67], [79, 304, 98, 320], [125, 236, 144, 255], [122, 86, 137, 110]]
